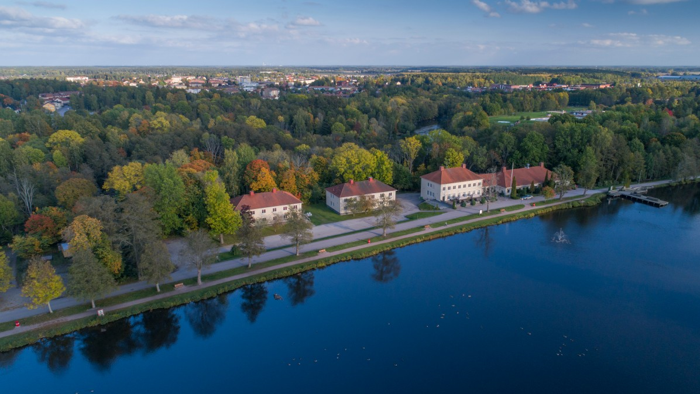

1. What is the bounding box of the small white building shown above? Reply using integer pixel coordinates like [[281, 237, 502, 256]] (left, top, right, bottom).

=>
[[325, 177, 396, 215], [230, 189, 302, 222], [420, 164, 483, 202]]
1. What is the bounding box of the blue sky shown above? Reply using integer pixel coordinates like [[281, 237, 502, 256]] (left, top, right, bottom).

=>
[[0, 0, 697, 66]]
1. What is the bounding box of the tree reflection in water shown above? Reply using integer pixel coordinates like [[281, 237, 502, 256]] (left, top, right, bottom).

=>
[[138, 309, 180, 352], [185, 295, 229, 339], [0, 348, 21, 369], [240, 283, 268, 323], [79, 319, 140, 372], [284, 271, 316, 306], [371, 250, 401, 283], [474, 227, 495, 258], [32, 335, 75, 374]]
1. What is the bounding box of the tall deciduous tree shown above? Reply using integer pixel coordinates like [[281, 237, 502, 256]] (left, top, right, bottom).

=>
[[399, 136, 422, 173], [55, 178, 97, 210], [181, 229, 217, 286], [103, 162, 144, 197], [330, 143, 377, 183], [577, 147, 599, 195], [554, 164, 574, 200], [281, 209, 313, 256], [0, 249, 12, 293], [140, 241, 174, 292], [68, 249, 117, 309], [203, 171, 242, 244], [144, 163, 186, 235], [236, 209, 265, 268], [374, 196, 403, 237], [22, 257, 65, 313], [220, 149, 241, 196], [443, 148, 465, 168]]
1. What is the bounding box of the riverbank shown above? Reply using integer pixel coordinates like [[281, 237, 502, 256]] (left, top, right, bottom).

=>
[[0, 190, 615, 352]]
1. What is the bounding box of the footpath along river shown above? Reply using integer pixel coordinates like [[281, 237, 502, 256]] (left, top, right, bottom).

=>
[[1, 184, 700, 393]]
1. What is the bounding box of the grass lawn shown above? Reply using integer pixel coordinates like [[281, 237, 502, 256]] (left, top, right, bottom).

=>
[[491, 111, 550, 123], [305, 203, 374, 226], [418, 201, 440, 211], [405, 211, 444, 220]]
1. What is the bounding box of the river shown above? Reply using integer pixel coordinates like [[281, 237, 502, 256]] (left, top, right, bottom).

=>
[[2, 185, 700, 393]]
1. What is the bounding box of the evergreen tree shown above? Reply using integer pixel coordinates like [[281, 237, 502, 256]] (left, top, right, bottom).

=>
[[22, 258, 65, 313], [510, 176, 518, 199], [530, 180, 535, 194], [68, 249, 117, 309]]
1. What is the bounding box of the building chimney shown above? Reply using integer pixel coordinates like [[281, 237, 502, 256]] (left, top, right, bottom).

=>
[[461, 163, 466, 169], [272, 188, 277, 193], [350, 179, 354, 185], [502, 166, 507, 173], [249, 191, 254, 196], [539, 162, 544, 168], [440, 166, 445, 171], [368, 177, 373, 182]]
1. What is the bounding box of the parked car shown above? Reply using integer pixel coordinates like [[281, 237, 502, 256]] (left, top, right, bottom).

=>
[[521, 195, 533, 200]]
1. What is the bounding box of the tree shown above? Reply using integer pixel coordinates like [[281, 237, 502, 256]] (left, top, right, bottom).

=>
[[371, 148, 394, 185], [220, 149, 241, 196], [399, 136, 422, 173], [120, 193, 162, 276], [55, 178, 97, 209], [510, 175, 518, 199], [243, 160, 277, 192], [67, 249, 117, 309], [10, 235, 45, 259], [140, 241, 174, 292], [0, 249, 12, 293], [245, 116, 266, 129], [542, 186, 556, 200], [103, 162, 144, 197], [24, 213, 61, 245], [345, 195, 373, 216], [21, 257, 65, 313], [281, 209, 313, 256], [181, 229, 216, 286], [484, 167, 498, 212], [0, 194, 21, 236], [236, 209, 265, 268], [443, 148, 465, 168], [240, 283, 268, 323], [144, 163, 186, 235], [330, 143, 377, 183], [529, 180, 535, 194], [553, 164, 574, 200], [577, 147, 598, 195], [62, 215, 122, 275], [374, 196, 403, 237], [203, 171, 242, 244]]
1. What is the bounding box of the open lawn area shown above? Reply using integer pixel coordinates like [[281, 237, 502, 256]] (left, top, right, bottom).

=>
[[304, 203, 374, 226], [490, 107, 588, 124]]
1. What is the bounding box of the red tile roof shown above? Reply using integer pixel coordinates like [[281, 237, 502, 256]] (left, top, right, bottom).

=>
[[326, 178, 396, 198], [230, 189, 301, 210], [479, 163, 552, 188], [421, 165, 483, 184]]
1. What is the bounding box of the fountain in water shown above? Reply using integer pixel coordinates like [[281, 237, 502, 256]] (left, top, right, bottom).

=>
[[552, 228, 570, 244]]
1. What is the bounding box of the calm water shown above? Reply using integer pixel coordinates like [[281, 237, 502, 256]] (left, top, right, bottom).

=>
[[2, 185, 700, 394]]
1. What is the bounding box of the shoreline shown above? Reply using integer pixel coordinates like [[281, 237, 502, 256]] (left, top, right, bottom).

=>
[[3, 179, 692, 353]]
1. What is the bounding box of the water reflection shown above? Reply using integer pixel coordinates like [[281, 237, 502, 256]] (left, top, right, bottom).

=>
[[0, 348, 21, 368], [474, 227, 495, 258], [185, 295, 228, 339], [652, 184, 700, 216], [371, 250, 401, 283], [284, 272, 316, 306], [33, 335, 75, 374], [137, 309, 180, 352], [79, 319, 140, 372], [240, 284, 268, 323]]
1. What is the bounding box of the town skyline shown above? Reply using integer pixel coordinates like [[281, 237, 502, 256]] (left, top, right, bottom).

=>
[[0, 0, 697, 66]]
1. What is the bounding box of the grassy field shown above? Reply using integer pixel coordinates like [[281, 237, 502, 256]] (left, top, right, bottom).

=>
[[418, 202, 440, 211], [490, 107, 589, 124], [405, 211, 444, 220], [305, 203, 374, 225]]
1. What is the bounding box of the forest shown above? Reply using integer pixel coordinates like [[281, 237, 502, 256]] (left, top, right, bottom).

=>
[[1, 70, 699, 291]]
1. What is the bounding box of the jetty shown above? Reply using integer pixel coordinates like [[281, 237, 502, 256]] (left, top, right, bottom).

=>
[[608, 187, 668, 207]]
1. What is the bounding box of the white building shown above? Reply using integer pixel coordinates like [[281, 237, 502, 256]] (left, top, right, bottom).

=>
[[420, 164, 483, 202], [325, 177, 396, 215], [230, 189, 302, 222]]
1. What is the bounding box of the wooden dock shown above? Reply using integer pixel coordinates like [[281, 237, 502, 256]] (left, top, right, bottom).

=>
[[607, 188, 668, 208]]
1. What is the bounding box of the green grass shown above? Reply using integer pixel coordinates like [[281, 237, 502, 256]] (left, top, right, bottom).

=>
[[490, 111, 550, 123], [305, 203, 374, 226], [405, 211, 444, 220], [418, 202, 440, 211]]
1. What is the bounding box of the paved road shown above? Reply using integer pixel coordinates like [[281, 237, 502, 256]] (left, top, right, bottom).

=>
[[0, 181, 669, 324]]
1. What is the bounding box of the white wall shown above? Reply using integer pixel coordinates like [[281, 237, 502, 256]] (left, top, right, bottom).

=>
[[248, 203, 302, 222], [421, 178, 482, 202], [326, 190, 396, 215]]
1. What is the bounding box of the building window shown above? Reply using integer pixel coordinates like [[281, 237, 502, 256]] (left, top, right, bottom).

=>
[[273, 208, 277, 212], [442, 187, 445, 191], [389, 193, 392, 197], [283, 206, 288, 211], [261, 209, 266, 213], [380, 193, 385, 198]]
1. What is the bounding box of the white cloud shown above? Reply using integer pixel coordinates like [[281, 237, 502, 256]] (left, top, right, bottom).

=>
[[289, 16, 321, 26], [0, 6, 84, 32], [115, 14, 220, 30], [471, 0, 501, 18], [505, 0, 577, 13], [15, 1, 66, 10], [582, 23, 594, 28], [624, 0, 685, 4], [628, 8, 649, 14], [584, 32, 690, 47]]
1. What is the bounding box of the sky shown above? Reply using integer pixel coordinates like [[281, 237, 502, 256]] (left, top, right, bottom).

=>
[[0, 0, 697, 66]]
